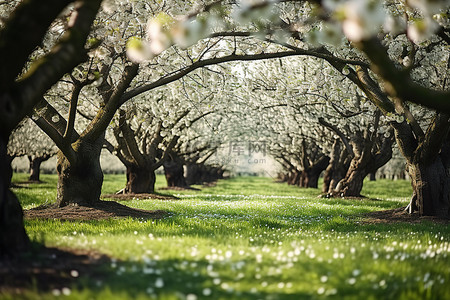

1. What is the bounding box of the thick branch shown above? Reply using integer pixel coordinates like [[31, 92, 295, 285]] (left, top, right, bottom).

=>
[[0, 0, 72, 86], [117, 109, 146, 167], [33, 116, 76, 164], [82, 64, 139, 143], [4, 0, 102, 132], [64, 76, 95, 142], [390, 121, 417, 164], [121, 51, 321, 104], [150, 122, 164, 155], [356, 38, 450, 113], [33, 98, 80, 140], [153, 136, 180, 170], [394, 100, 425, 141], [318, 117, 354, 157], [103, 138, 128, 166], [418, 113, 450, 164]]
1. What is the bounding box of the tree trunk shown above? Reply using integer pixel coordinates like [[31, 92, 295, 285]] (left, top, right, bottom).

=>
[[322, 156, 350, 194], [56, 139, 103, 207], [164, 161, 187, 188], [333, 131, 393, 197], [299, 156, 330, 188], [287, 170, 301, 185], [334, 159, 368, 197], [185, 163, 202, 185], [323, 140, 343, 193], [123, 164, 156, 194], [299, 170, 314, 188], [0, 136, 30, 256], [185, 163, 221, 185], [28, 154, 51, 182], [406, 158, 450, 217]]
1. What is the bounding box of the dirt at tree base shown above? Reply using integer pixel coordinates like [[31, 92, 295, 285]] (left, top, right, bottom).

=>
[[24, 200, 168, 221], [362, 207, 449, 224], [159, 186, 200, 191], [102, 193, 180, 201]]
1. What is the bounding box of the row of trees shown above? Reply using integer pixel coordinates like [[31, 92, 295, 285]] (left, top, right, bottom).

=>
[[1, 0, 449, 256], [181, 0, 449, 216]]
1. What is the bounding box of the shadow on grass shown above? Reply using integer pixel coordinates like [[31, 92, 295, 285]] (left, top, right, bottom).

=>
[[6, 247, 444, 300]]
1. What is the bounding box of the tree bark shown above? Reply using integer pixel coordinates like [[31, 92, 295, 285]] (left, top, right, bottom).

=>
[[185, 163, 201, 186], [287, 170, 301, 186], [299, 156, 330, 188], [392, 115, 450, 217], [322, 141, 351, 194], [123, 164, 156, 194], [406, 158, 450, 217], [333, 132, 393, 197], [56, 137, 103, 207], [28, 154, 52, 182], [0, 136, 30, 256], [334, 159, 368, 197], [164, 161, 188, 188]]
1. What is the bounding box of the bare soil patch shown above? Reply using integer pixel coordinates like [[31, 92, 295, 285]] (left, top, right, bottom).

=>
[[159, 186, 200, 191], [24, 200, 168, 221], [362, 207, 449, 224], [102, 192, 179, 201]]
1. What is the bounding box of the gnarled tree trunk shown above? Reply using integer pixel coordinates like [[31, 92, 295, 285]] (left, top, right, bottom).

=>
[[124, 163, 156, 194], [334, 132, 393, 197], [185, 163, 202, 186], [392, 115, 450, 217], [334, 158, 368, 197], [56, 138, 103, 207], [322, 141, 351, 194], [185, 163, 223, 186], [163, 151, 188, 188], [406, 158, 450, 217], [287, 170, 301, 186]]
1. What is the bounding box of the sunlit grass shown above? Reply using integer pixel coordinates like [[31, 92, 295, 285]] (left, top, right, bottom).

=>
[[8, 174, 450, 299], [11, 173, 58, 209]]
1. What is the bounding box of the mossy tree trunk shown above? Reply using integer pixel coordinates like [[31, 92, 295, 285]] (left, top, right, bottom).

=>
[[33, 63, 139, 205], [56, 137, 104, 207]]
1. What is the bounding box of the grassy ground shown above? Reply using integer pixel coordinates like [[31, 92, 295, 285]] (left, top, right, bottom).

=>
[[5, 174, 450, 299]]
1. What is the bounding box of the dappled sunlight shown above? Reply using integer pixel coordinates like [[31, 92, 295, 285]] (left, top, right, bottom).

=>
[[18, 175, 450, 299]]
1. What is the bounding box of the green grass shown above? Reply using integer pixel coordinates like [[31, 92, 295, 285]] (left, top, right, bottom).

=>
[[5, 174, 450, 300]]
